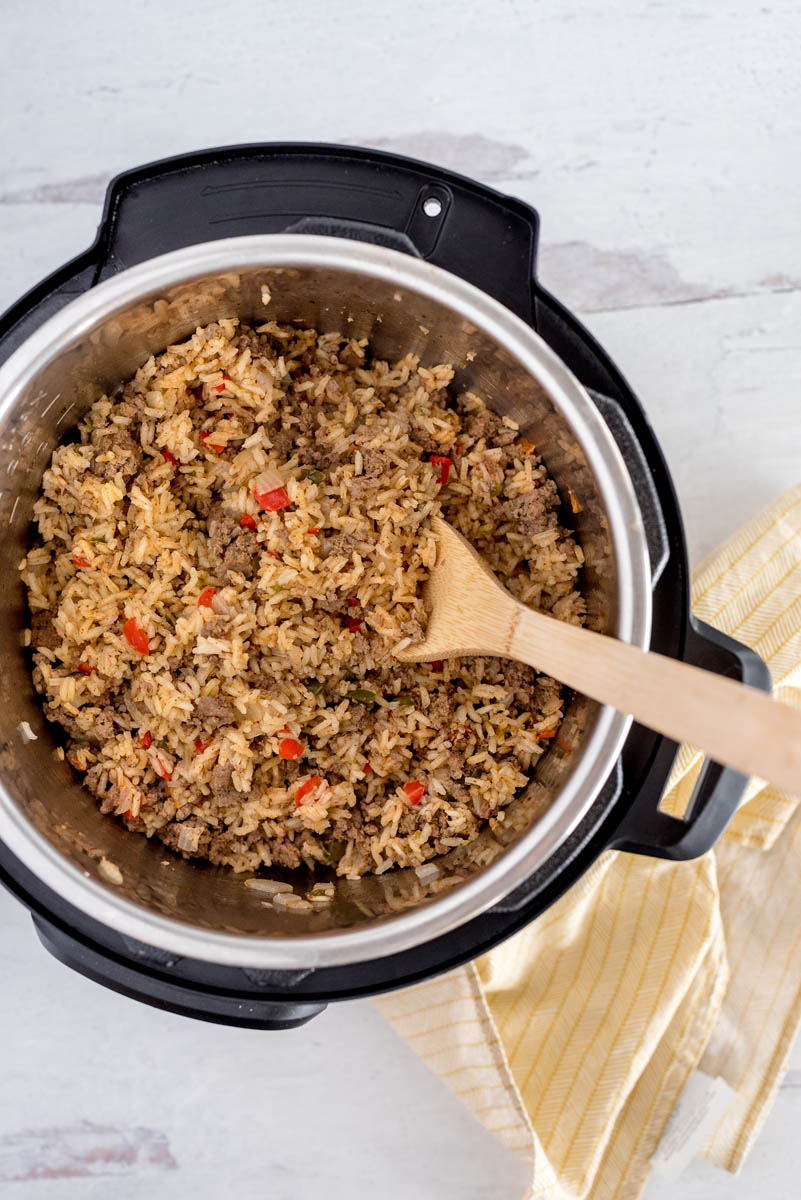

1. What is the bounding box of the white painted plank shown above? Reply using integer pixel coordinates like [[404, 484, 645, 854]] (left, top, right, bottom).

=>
[[2, 0, 801, 311], [583, 289, 801, 562], [0, 889, 527, 1200]]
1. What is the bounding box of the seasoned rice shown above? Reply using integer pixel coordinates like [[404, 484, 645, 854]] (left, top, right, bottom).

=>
[[20, 317, 584, 877]]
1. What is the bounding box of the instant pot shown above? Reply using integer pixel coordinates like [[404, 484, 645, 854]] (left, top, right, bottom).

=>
[[0, 144, 770, 1028]]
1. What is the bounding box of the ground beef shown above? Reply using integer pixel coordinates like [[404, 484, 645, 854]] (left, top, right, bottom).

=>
[[327, 530, 361, 558], [394, 664, 423, 689], [210, 761, 240, 805], [206, 502, 240, 549], [201, 616, 230, 639], [85, 763, 103, 795], [412, 406, 460, 454], [206, 503, 258, 579], [427, 694, 453, 730], [344, 702, 368, 726], [374, 706, 407, 734], [270, 839, 302, 868], [330, 810, 371, 860], [503, 661, 561, 712], [90, 428, 142, 480], [350, 631, 373, 662], [297, 408, 316, 435], [195, 695, 237, 724], [99, 784, 125, 815], [400, 617, 424, 642], [280, 760, 304, 786], [432, 748, 471, 803], [533, 674, 562, 713], [503, 660, 538, 705], [504, 479, 559, 537], [222, 530, 258, 578], [350, 450, 387, 500], [93, 710, 115, 743], [43, 702, 82, 738], [269, 428, 295, 457], [312, 589, 345, 614], [30, 609, 59, 650], [464, 408, 500, 443], [293, 443, 321, 466]]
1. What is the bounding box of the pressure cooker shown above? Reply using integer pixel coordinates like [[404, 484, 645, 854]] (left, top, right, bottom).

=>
[[0, 144, 769, 1028]]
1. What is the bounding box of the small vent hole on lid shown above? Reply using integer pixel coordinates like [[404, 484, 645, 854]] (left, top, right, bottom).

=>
[[422, 196, 443, 218]]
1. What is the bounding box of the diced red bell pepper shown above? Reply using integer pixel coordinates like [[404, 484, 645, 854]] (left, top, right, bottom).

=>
[[214, 382, 226, 392], [307, 526, 320, 534], [254, 485, 291, 512], [76, 661, 94, 676], [295, 775, 323, 806], [429, 455, 452, 485], [72, 553, 92, 568], [162, 449, 178, 467], [194, 737, 210, 753], [403, 780, 425, 805], [240, 513, 258, 531], [345, 617, 361, 632], [278, 737, 303, 760], [348, 598, 360, 607], [138, 730, 152, 749], [197, 586, 216, 608], [123, 618, 150, 655], [153, 755, 172, 780], [363, 762, 372, 775], [200, 431, 225, 453], [538, 729, 556, 740], [431, 660, 444, 671]]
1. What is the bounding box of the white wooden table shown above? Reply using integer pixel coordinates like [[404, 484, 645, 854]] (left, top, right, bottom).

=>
[[2, 1, 800, 1195]]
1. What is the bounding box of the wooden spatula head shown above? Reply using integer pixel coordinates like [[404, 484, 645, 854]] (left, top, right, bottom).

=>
[[395, 517, 519, 662]]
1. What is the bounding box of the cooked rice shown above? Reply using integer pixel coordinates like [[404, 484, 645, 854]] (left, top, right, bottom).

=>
[[20, 317, 584, 878]]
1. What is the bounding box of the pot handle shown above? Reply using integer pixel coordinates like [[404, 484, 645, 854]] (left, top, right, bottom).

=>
[[31, 915, 326, 1030], [610, 617, 772, 860]]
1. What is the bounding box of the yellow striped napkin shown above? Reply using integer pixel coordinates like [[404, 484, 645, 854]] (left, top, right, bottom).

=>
[[375, 483, 801, 1199]]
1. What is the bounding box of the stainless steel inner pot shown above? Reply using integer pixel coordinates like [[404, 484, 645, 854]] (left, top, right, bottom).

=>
[[0, 235, 651, 968]]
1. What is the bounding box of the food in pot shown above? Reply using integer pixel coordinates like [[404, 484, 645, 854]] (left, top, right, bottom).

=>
[[20, 318, 584, 877]]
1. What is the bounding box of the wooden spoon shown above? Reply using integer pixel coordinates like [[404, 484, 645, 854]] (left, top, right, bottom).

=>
[[395, 517, 801, 797]]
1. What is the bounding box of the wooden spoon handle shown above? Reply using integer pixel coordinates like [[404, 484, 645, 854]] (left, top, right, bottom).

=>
[[508, 604, 801, 796]]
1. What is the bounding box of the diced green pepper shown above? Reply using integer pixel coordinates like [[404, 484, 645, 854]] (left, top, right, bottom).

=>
[[347, 688, 376, 704], [324, 838, 346, 863], [395, 694, 416, 708], [300, 467, 325, 483]]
